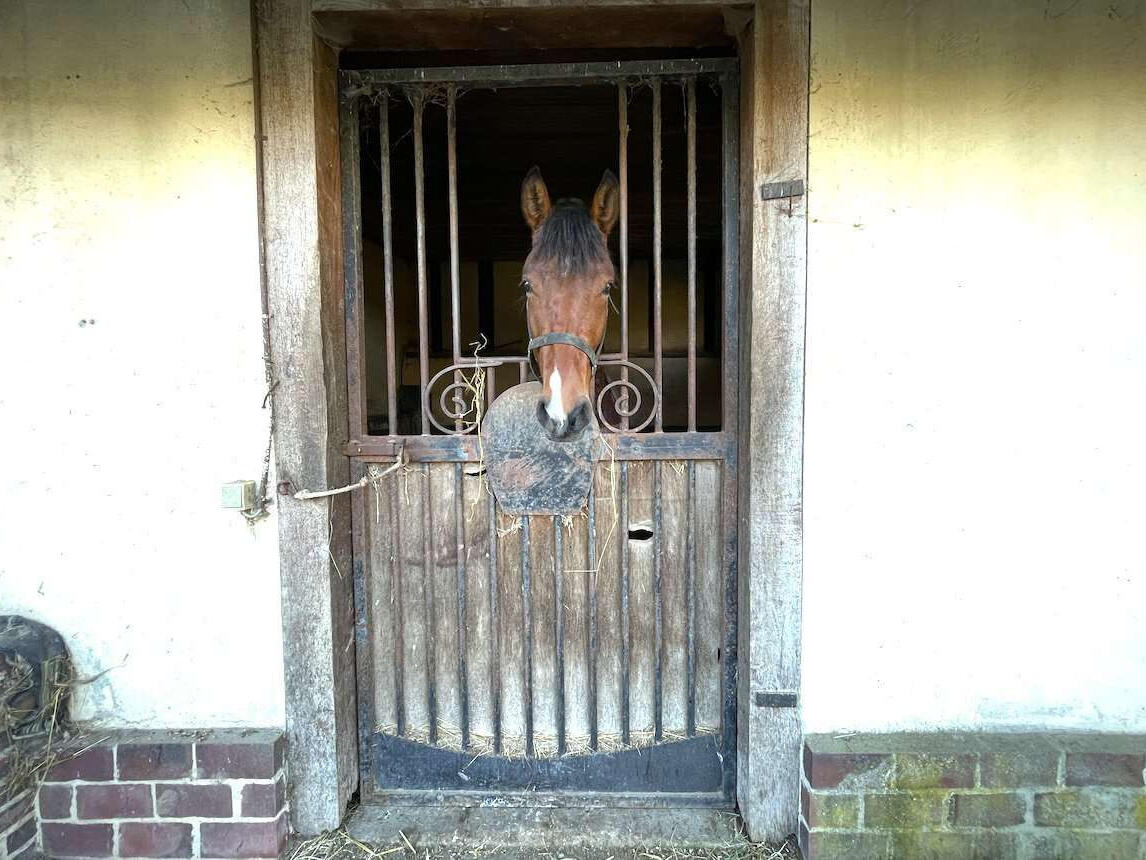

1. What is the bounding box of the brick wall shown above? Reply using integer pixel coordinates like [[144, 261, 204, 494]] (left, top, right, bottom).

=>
[[0, 788, 37, 859], [800, 733, 1146, 859], [36, 730, 287, 859]]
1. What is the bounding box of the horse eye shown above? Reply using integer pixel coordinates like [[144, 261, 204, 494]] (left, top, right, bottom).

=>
[[521, 279, 532, 295], [602, 281, 615, 295]]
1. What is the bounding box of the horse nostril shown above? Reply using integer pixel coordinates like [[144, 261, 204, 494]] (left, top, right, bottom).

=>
[[536, 400, 551, 432], [566, 399, 592, 438]]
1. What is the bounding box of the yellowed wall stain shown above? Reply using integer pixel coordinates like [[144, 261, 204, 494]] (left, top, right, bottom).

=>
[[804, 0, 1146, 731], [0, 1, 282, 727]]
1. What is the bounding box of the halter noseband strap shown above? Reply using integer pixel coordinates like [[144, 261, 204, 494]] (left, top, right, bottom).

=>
[[527, 332, 600, 377]]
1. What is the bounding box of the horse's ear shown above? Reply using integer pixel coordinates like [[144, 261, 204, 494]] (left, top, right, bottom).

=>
[[521, 167, 551, 233], [591, 170, 619, 237]]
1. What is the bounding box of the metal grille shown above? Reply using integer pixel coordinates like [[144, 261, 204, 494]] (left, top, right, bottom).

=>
[[341, 58, 739, 800]]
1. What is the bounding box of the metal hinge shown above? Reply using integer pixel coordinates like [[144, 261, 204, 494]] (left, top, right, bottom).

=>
[[755, 691, 799, 708], [760, 180, 805, 201]]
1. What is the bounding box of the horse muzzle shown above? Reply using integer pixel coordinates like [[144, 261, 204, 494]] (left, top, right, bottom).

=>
[[536, 395, 593, 442]]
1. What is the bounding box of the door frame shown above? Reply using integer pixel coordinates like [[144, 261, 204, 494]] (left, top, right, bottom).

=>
[[254, 0, 807, 842], [339, 56, 741, 801]]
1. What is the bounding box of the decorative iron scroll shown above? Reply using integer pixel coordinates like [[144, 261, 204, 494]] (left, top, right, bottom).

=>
[[594, 359, 658, 433], [423, 359, 504, 435], [423, 357, 660, 436]]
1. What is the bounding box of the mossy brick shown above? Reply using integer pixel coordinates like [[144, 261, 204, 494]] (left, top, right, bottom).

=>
[[890, 831, 1020, 859], [980, 750, 1060, 788], [864, 792, 950, 829], [894, 753, 976, 789], [1064, 752, 1145, 787], [1033, 788, 1146, 829], [805, 791, 860, 829], [800, 824, 890, 860], [950, 792, 1026, 827], [803, 743, 892, 790], [1021, 830, 1141, 860]]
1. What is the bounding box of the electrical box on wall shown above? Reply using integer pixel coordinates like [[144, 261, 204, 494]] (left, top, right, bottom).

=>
[[221, 480, 257, 512]]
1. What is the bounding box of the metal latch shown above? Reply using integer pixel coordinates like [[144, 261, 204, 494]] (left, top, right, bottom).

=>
[[760, 180, 805, 201], [755, 691, 798, 708]]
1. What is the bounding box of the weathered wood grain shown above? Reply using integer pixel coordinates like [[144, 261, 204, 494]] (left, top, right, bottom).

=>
[[462, 476, 494, 739], [561, 510, 591, 741], [528, 514, 557, 748], [430, 464, 460, 732], [593, 462, 623, 738], [660, 462, 689, 736], [255, 0, 355, 832], [694, 461, 724, 731], [364, 471, 397, 734], [736, 0, 808, 842], [626, 461, 656, 735], [399, 467, 430, 733], [497, 509, 526, 746]]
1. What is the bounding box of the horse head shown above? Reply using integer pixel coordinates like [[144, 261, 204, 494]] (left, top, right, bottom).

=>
[[520, 166, 618, 441]]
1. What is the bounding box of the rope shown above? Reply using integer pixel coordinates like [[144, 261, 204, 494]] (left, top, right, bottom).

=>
[[293, 452, 405, 500]]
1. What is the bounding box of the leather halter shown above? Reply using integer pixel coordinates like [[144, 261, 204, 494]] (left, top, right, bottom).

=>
[[527, 332, 601, 378]]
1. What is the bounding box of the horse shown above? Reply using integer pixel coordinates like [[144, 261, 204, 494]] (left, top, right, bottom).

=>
[[520, 166, 619, 441]]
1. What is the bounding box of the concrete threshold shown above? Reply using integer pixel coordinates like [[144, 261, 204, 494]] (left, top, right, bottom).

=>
[[345, 794, 749, 857]]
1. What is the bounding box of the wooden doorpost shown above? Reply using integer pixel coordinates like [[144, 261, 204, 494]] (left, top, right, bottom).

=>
[[736, 0, 809, 843], [253, 0, 357, 835]]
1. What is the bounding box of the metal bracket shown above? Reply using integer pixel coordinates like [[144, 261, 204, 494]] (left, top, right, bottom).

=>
[[343, 438, 399, 457], [760, 179, 805, 201], [755, 691, 798, 708]]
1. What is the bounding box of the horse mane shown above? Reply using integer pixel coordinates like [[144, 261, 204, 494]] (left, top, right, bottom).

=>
[[532, 198, 610, 277]]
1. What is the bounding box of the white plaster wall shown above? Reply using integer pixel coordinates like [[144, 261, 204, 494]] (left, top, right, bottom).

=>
[[0, 1, 284, 727], [803, 0, 1146, 732]]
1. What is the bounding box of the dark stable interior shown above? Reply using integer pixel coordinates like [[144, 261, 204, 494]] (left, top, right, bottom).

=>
[[346, 34, 734, 435]]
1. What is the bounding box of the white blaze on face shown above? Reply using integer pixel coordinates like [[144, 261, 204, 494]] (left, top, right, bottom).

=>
[[546, 367, 566, 427]]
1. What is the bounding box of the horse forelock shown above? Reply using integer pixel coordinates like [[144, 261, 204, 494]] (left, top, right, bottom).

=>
[[531, 200, 610, 278]]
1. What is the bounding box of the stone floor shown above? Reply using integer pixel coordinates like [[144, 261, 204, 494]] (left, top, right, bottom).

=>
[[285, 798, 800, 860]]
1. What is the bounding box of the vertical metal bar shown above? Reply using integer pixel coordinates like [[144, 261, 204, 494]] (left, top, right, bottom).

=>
[[652, 79, 663, 432], [349, 462, 374, 791], [553, 518, 566, 756], [340, 96, 366, 440], [413, 90, 430, 434], [586, 479, 598, 750], [686, 461, 697, 736], [422, 463, 437, 743], [617, 83, 630, 430], [653, 462, 663, 742], [486, 365, 497, 408], [520, 361, 528, 384], [521, 516, 534, 757], [339, 96, 374, 786], [686, 77, 698, 432], [390, 476, 406, 737], [720, 73, 741, 800], [619, 462, 630, 744], [488, 499, 501, 754], [447, 85, 461, 365], [454, 464, 469, 749], [380, 92, 398, 432]]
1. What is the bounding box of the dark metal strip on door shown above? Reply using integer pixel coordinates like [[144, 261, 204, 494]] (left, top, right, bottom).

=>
[[340, 58, 739, 800]]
